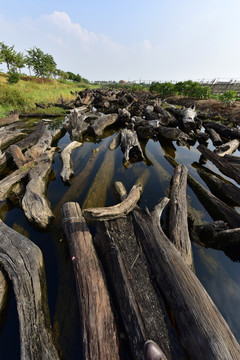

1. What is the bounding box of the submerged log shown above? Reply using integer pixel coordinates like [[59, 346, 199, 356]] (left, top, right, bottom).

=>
[[214, 139, 240, 157], [22, 149, 56, 228], [120, 128, 144, 164], [205, 127, 223, 146], [60, 141, 82, 182], [133, 200, 240, 360], [168, 165, 194, 269], [82, 184, 142, 221], [197, 144, 240, 185], [109, 131, 121, 150], [89, 113, 118, 136], [204, 121, 240, 140], [0, 219, 59, 360], [61, 202, 120, 360]]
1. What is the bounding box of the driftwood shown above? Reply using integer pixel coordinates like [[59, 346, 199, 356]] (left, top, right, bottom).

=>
[[61, 202, 120, 360], [168, 165, 194, 269], [89, 113, 118, 136], [0, 112, 19, 126], [68, 108, 94, 140], [196, 165, 240, 206], [0, 166, 30, 201], [165, 154, 240, 228], [181, 105, 197, 130], [197, 144, 240, 185], [0, 270, 8, 315], [82, 184, 142, 221], [0, 219, 59, 360], [132, 199, 240, 360], [95, 202, 186, 360], [213, 228, 240, 248], [0, 125, 27, 150], [109, 131, 121, 150], [60, 141, 82, 182], [214, 139, 240, 156], [205, 127, 223, 146], [157, 126, 191, 142], [22, 149, 56, 228], [204, 121, 240, 140], [120, 128, 144, 164], [14, 121, 46, 151]]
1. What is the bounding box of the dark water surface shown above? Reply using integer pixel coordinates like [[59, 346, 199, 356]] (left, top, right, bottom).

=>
[[0, 119, 239, 359]]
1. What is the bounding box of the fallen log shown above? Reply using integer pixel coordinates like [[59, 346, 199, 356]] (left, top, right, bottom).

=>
[[205, 127, 223, 146], [89, 113, 118, 136], [61, 202, 120, 360], [214, 139, 240, 156], [0, 270, 8, 315], [68, 108, 95, 140], [109, 131, 121, 150], [197, 144, 240, 185], [95, 204, 186, 360], [0, 219, 59, 360], [165, 154, 240, 228], [22, 149, 56, 228], [132, 199, 240, 360], [157, 126, 191, 142], [0, 128, 27, 150], [60, 141, 82, 182], [168, 165, 194, 270], [14, 121, 46, 151], [0, 166, 30, 201], [120, 128, 144, 164], [204, 121, 240, 140], [82, 184, 142, 221], [213, 228, 240, 248], [181, 105, 197, 131]]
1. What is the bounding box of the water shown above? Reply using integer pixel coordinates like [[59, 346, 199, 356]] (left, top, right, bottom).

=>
[[0, 119, 239, 358]]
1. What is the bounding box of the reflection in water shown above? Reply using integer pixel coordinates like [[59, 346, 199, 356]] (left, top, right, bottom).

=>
[[0, 118, 240, 358]]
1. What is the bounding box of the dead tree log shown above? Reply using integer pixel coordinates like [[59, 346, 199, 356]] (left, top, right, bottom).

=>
[[0, 270, 8, 315], [205, 127, 223, 146], [89, 113, 118, 136], [0, 127, 27, 150], [214, 139, 240, 156], [68, 108, 94, 140], [60, 141, 82, 182], [0, 167, 30, 201], [120, 128, 144, 164], [213, 228, 240, 248], [61, 202, 120, 360], [82, 184, 142, 221], [22, 149, 56, 228], [109, 131, 121, 150], [132, 200, 240, 360], [181, 105, 197, 131], [204, 121, 240, 140], [197, 144, 240, 185], [168, 165, 194, 270], [0, 219, 59, 360], [14, 121, 46, 151], [157, 126, 191, 142]]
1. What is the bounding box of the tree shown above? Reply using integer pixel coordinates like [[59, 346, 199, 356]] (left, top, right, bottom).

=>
[[13, 52, 25, 73], [26, 47, 56, 78], [0, 42, 17, 70]]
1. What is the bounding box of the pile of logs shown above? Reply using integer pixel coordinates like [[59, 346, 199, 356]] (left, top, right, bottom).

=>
[[1, 88, 240, 359]]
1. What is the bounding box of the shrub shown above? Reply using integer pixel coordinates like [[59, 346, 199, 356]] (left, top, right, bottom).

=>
[[149, 82, 176, 98], [8, 68, 20, 84], [218, 90, 238, 107]]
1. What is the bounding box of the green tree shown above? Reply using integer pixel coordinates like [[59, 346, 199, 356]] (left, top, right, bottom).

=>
[[0, 42, 17, 70], [13, 51, 25, 73], [26, 47, 56, 78]]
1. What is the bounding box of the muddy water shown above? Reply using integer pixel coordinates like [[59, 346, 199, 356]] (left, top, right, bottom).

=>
[[0, 119, 239, 359]]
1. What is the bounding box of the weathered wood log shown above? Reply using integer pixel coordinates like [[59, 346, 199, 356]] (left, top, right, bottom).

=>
[[168, 165, 194, 269], [120, 128, 144, 164], [157, 126, 191, 142], [181, 105, 197, 130], [0, 219, 59, 360], [196, 165, 240, 206], [197, 144, 240, 185], [0, 112, 19, 126], [95, 208, 186, 360], [68, 108, 95, 140], [14, 121, 46, 151], [204, 121, 240, 140], [205, 127, 223, 146], [22, 149, 56, 228], [0, 127, 27, 150], [9, 144, 27, 168], [61, 202, 120, 360], [89, 113, 118, 136], [213, 228, 240, 248], [144, 340, 168, 360], [0, 269, 8, 316], [60, 141, 82, 182], [194, 129, 209, 143], [165, 154, 240, 228], [82, 184, 142, 221], [109, 131, 121, 150], [132, 200, 240, 360], [214, 139, 240, 156], [0, 166, 30, 201]]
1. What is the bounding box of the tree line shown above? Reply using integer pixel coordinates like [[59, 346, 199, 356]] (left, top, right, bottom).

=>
[[0, 41, 88, 84]]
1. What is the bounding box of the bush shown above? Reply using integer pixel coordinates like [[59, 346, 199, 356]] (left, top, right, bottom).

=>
[[218, 90, 238, 107], [8, 69, 20, 84], [130, 84, 145, 92], [149, 82, 176, 98]]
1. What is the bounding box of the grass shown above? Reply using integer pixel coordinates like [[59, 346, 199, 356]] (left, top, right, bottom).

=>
[[0, 73, 97, 117]]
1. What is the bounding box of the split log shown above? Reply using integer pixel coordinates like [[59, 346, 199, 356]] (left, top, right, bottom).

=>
[[205, 127, 223, 146], [120, 128, 144, 164], [82, 184, 142, 221], [214, 139, 239, 156], [204, 121, 240, 140], [196, 165, 240, 206], [0, 166, 30, 201], [0, 219, 59, 360], [132, 200, 240, 360], [165, 154, 240, 228], [60, 141, 82, 182], [89, 113, 118, 136], [197, 144, 240, 185], [61, 202, 120, 360], [168, 165, 194, 270], [95, 205, 186, 360], [22, 149, 56, 228]]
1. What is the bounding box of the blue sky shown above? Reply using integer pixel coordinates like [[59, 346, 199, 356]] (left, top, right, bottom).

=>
[[1, 0, 240, 81]]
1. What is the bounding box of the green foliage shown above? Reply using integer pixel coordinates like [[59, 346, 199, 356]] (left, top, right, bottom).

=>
[[7, 68, 20, 84], [130, 84, 145, 92], [149, 82, 176, 98], [218, 90, 238, 107], [26, 47, 57, 78]]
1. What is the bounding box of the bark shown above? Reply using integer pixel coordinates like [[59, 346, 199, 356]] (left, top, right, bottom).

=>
[[60, 141, 82, 182], [132, 200, 240, 360], [214, 139, 239, 156], [205, 127, 223, 146], [61, 202, 120, 360], [0, 219, 59, 360], [168, 165, 194, 270]]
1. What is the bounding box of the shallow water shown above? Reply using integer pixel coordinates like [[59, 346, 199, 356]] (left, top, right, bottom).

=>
[[0, 119, 239, 359]]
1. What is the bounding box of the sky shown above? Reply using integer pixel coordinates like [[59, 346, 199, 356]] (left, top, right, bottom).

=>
[[1, 0, 240, 82]]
